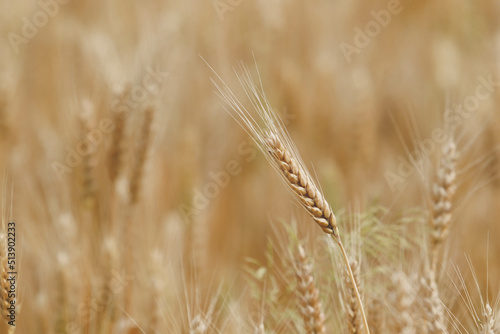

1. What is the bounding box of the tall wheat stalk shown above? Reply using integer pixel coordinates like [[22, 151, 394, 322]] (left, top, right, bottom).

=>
[[209, 61, 370, 334]]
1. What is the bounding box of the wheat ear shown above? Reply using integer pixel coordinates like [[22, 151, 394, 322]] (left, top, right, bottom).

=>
[[208, 61, 370, 334], [429, 139, 457, 272], [422, 139, 457, 334], [295, 245, 326, 334], [422, 268, 446, 334], [108, 106, 126, 185], [265, 133, 339, 237], [391, 272, 416, 334], [78, 105, 97, 208], [344, 260, 364, 334], [129, 106, 153, 204]]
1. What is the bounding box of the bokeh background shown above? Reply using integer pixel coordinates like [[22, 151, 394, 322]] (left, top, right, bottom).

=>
[[1, 0, 500, 332]]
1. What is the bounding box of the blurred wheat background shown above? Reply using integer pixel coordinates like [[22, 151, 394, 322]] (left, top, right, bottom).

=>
[[1, 0, 500, 333]]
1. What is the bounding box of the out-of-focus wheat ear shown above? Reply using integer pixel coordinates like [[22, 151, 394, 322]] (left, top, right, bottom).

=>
[[265, 132, 339, 239], [482, 303, 495, 334], [390, 272, 416, 334], [79, 101, 98, 209], [344, 260, 364, 334], [129, 106, 154, 205], [429, 139, 457, 271], [108, 93, 127, 186], [368, 298, 383, 334], [422, 269, 446, 334], [295, 245, 326, 334]]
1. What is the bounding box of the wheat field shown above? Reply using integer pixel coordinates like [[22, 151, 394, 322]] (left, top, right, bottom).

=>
[[1, 0, 500, 333]]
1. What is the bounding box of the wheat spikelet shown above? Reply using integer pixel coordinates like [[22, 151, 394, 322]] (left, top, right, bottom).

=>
[[295, 245, 326, 334], [429, 139, 457, 271], [129, 106, 154, 205], [344, 260, 363, 334]]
